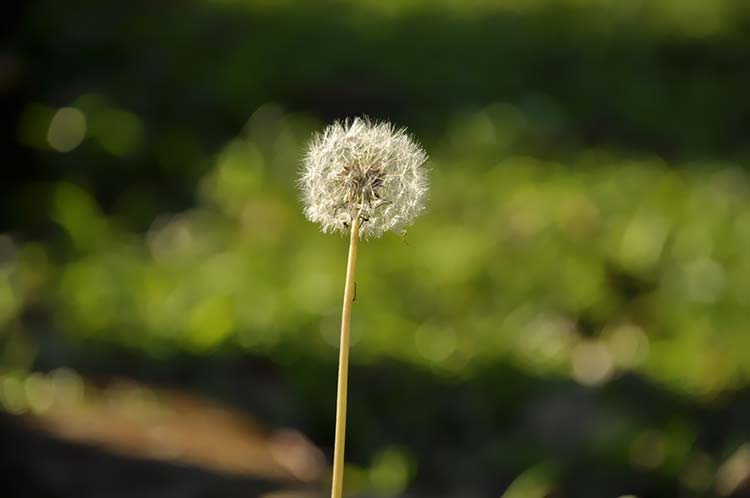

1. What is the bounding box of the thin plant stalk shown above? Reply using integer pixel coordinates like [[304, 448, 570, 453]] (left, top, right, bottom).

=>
[[331, 216, 360, 498], [300, 118, 427, 497]]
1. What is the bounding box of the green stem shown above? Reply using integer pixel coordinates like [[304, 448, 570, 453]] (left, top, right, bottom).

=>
[[331, 217, 360, 498]]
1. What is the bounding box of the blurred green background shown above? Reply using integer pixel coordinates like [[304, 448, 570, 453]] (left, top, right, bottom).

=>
[[2, 0, 750, 497]]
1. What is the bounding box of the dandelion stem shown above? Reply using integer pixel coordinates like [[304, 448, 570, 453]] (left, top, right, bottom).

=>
[[331, 216, 360, 498]]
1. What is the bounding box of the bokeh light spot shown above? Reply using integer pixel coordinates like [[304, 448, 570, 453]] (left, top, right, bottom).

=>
[[684, 258, 726, 303], [25, 372, 55, 414], [501, 464, 554, 498], [630, 430, 666, 469], [185, 296, 235, 350], [0, 274, 19, 327], [415, 324, 457, 364], [617, 212, 669, 273], [520, 313, 576, 370], [571, 340, 614, 386], [94, 109, 144, 157], [47, 107, 87, 152], [680, 453, 714, 493], [368, 446, 413, 497], [49, 368, 85, 405], [605, 324, 649, 369], [1, 374, 27, 415]]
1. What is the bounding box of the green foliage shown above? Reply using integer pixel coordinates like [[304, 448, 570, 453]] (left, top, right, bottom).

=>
[[14, 107, 745, 401]]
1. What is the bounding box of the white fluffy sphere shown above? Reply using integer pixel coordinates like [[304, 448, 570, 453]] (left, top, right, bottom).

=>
[[300, 117, 428, 239]]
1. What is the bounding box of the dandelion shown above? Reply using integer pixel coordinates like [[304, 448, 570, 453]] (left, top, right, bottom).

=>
[[300, 117, 428, 239], [299, 117, 428, 498]]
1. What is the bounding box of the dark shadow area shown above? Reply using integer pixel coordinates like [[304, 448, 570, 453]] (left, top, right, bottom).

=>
[[0, 414, 283, 498], [28, 342, 750, 498], [5, 0, 750, 231]]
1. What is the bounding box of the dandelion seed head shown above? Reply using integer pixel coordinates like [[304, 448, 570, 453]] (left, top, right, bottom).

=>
[[300, 117, 428, 239]]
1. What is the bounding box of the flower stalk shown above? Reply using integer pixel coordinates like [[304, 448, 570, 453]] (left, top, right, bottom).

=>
[[331, 215, 360, 498]]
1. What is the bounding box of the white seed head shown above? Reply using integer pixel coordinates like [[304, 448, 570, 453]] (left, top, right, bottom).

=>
[[300, 117, 428, 239]]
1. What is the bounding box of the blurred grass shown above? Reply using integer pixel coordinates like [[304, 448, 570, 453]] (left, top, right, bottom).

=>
[[10, 106, 748, 398]]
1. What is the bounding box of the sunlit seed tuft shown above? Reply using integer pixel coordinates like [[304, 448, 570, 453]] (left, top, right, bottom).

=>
[[299, 117, 428, 239]]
